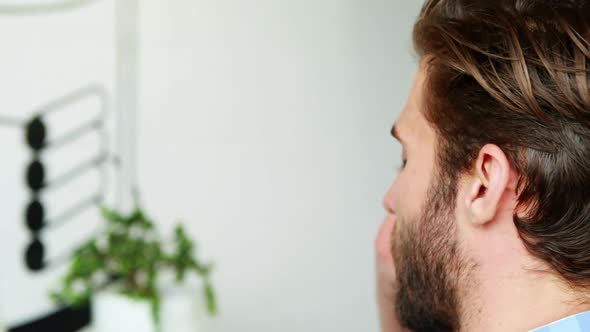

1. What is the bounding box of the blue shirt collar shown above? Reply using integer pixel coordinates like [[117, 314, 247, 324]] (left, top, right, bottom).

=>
[[531, 311, 590, 332]]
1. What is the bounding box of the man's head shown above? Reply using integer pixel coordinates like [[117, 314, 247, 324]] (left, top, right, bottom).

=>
[[383, 0, 590, 330]]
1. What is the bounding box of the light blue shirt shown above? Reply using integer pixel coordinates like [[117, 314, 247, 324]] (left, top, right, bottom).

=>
[[532, 311, 590, 332]]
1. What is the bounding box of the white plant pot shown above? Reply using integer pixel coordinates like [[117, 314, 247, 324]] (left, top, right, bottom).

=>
[[159, 284, 202, 332], [92, 285, 202, 332], [92, 291, 155, 332]]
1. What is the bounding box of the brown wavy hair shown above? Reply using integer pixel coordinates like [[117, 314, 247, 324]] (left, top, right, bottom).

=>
[[413, 0, 590, 286]]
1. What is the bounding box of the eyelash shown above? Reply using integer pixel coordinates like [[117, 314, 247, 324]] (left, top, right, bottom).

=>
[[398, 158, 407, 172]]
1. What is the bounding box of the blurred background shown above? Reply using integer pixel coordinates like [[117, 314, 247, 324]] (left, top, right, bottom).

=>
[[0, 0, 421, 331]]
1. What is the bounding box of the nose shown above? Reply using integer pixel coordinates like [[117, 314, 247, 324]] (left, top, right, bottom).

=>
[[382, 183, 396, 214]]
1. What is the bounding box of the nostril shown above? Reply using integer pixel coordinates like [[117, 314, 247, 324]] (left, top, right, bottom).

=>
[[383, 197, 395, 214], [384, 206, 393, 214]]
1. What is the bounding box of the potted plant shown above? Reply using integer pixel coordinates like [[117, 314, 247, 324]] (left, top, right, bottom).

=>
[[51, 206, 217, 332]]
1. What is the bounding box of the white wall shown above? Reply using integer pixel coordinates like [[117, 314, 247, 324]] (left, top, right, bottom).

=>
[[0, 1, 117, 326], [138, 1, 421, 331]]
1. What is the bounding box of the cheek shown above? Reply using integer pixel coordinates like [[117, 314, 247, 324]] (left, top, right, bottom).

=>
[[395, 172, 429, 220], [393, 174, 438, 251]]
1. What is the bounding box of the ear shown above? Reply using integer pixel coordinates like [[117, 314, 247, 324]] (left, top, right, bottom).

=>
[[465, 144, 513, 225]]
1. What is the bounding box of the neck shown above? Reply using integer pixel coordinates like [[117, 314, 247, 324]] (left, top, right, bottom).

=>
[[459, 259, 590, 331]]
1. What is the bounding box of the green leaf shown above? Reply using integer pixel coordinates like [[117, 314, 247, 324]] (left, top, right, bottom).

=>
[[204, 281, 217, 315], [100, 206, 127, 225], [51, 205, 219, 325]]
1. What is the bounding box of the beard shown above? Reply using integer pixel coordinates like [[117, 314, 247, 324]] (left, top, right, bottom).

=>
[[392, 173, 471, 332]]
